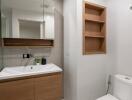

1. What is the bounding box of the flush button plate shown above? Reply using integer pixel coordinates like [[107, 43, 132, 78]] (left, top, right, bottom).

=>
[[130, 6, 132, 10]]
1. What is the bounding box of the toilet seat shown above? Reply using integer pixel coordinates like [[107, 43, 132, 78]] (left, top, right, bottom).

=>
[[96, 94, 119, 100]]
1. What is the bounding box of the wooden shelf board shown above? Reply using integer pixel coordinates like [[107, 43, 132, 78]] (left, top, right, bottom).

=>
[[84, 51, 106, 55], [3, 46, 54, 48], [3, 38, 54, 47], [84, 32, 105, 38], [85, 34, 104, 38], [85, 18, 105, 23], [85, 14, 104, 22], [84, 1, 105, 10]]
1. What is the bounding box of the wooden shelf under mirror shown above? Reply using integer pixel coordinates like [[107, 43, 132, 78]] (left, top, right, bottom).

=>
[[3, 38, 54, 47], [83, 1, 106, 54]]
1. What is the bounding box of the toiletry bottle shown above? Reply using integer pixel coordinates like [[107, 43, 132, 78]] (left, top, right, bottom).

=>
[[42, 57, 46, 65], [34, 58, 41, 65]]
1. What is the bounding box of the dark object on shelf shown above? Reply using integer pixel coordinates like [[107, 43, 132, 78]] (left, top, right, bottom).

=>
[[42, 57, 47, 65]]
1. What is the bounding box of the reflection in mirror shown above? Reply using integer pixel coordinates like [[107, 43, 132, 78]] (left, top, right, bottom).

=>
[[19, 20, 41, 39], [1, 0, 55, 39]]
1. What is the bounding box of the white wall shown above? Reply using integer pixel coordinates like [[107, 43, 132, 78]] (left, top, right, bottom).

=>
[[106, 0, 118, 75], [107, 0, 132, 76], [115, 0, 132, 76], [64, 0, 108, 100], [77, 0, 108, 100], [76, 0, 132, 99], [64, 0, 77, 99]]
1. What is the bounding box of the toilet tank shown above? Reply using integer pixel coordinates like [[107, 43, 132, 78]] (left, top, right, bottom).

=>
[[113, 74, 132, 100]]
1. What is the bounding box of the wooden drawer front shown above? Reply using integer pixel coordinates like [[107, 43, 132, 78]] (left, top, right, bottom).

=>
[[35, 74, 62, 100], [0, 79, 34, 100]]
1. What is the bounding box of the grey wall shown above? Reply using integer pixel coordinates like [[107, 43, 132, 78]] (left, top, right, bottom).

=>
[[3, 0, 63, 68]]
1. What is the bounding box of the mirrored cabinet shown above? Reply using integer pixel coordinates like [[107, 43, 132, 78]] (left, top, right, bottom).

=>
[[1, 0, 55, 47]]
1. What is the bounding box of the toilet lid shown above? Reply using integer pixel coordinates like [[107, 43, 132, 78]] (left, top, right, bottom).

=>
[[97, 94, 119, 100]]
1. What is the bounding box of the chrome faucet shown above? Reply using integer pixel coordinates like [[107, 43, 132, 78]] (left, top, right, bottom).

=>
[[24, 54, 35, 66], [0, 66, 4, 72]]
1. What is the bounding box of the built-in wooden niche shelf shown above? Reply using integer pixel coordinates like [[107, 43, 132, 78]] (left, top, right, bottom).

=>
[[83, 1, 106, 54], [3, 38, 54, 47]]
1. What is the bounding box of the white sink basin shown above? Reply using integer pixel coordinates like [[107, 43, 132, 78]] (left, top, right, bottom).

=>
[[0, 64, 62, 80], [6, 64, 57, 73]]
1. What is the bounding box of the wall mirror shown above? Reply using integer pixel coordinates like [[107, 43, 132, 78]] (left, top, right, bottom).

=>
[[1, 0, 55, 39]]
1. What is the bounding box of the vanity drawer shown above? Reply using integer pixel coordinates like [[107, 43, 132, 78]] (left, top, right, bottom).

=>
[[0, 79, 34, 100], [35, 73, 62, 100]]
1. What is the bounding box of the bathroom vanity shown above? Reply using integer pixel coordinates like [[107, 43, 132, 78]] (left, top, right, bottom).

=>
[[0, 64, 62, 100]]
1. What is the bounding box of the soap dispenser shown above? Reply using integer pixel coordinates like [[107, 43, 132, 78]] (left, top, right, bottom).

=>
[[41, 57, 47, 65]]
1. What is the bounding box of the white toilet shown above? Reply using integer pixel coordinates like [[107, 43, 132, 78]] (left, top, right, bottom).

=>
[[97, 74, 132, 100]]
